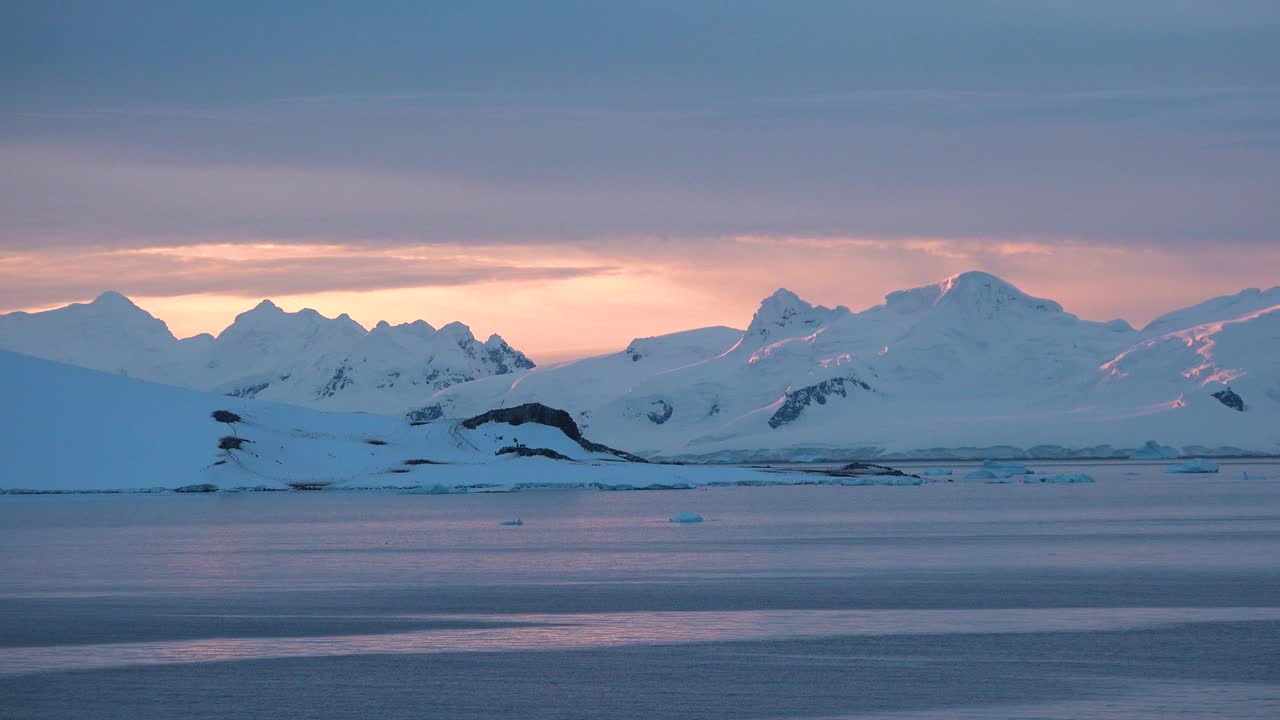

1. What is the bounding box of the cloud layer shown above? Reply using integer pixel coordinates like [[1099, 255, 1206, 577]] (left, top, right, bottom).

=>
[[2, 1, 1277, 358]]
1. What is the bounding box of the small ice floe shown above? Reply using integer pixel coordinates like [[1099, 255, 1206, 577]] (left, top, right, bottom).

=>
[[1023, 473, 1095, 484], [964, 460, 1033, 480], [921, 468, 953, 476], [669, 512, 704, 523], [1122, 471, 1140, 476], [1243, 471, 1266, 480], [1166, 459, 1220, 474], [499, 518, 524, 526]]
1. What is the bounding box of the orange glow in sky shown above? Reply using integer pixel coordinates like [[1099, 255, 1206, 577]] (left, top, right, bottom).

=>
[[4, 236, 1277, 364]]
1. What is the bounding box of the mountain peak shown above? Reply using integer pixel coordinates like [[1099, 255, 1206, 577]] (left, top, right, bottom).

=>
[[762, 287, 804, 306], [747, 288, 848, 340], [438, 321, 476, 343], [885, 271, 1062, 316], [91, 291, 139, 309]]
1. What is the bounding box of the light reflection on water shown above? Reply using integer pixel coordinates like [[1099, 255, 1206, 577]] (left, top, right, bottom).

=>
[[3, 606, 1278, 677], [4, 471, 1280, 597]]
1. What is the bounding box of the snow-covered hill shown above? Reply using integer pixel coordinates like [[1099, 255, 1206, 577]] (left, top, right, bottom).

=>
[[0, 294, 534, 412], [3, 272, 1277, 461], [0, 350, 790, 492]]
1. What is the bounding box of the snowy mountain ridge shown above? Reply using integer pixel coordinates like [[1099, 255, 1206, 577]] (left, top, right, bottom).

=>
[[433, 272, 1280, 460], [2, 271, 1278, 460], [0, 293, 534, 411]]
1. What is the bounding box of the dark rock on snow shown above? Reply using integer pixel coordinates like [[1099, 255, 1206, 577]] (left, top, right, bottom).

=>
[[462, 403, 647, 462], [768, 376, 871, 429], [1212, 387, 1245, 411], [496, 446, 574, 461]]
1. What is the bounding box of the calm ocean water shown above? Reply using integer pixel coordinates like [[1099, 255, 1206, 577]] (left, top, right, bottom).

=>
[[2, 460, 1279, 718]]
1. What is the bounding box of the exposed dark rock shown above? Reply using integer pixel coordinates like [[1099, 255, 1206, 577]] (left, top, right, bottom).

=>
[[1212, 387, 1245, 411], [174, 483, 218, 493], [386, 468, 410, 474], [461, 403, 647, 462], [218, 436, 249, 450], [835, 462, 913, 477], [647, 400, 674, 425], [403, 458, 441, 465], [405, 404, 445, 423], [768, 376, 871, 428], [211, 410, 242, 424], [496, 446, 574, 460], [226, 382, 270, 398], [365, 439, 388, 446], [315, 361, 355, 399], [463, 403, 584, 439], [485, 340, 536, 374], [287, 481, 333, 491]]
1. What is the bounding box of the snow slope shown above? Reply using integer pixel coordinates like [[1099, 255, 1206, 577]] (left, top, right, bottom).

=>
[[0, 294, 534, 412], [0, 351, 803, 492]]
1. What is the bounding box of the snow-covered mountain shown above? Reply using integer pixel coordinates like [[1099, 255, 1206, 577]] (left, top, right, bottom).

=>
[[0, 293, 534, 411], [433, 272, 1280, 460], [3, 272, 1277, 460]]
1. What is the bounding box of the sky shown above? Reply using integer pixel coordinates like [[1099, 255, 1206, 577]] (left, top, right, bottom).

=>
[[2, 1, 1278, 361]]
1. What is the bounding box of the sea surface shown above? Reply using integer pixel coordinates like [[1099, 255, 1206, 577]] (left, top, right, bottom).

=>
[[2, 460, 1279, 719]]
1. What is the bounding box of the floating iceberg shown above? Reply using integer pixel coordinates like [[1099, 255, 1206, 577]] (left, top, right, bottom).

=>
[[1166, 459, 1220, 474], [1024, 473, 1095, 484], [964, 460, 1033, 480], [1130, 441, 1179, 460], [669, 512, 704, 523], [499, 518, 524, 526], [921, 468, 953, 476]]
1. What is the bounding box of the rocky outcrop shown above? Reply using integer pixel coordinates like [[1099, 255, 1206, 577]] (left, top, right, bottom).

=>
[[462, 403, 647, 462], [647, 400, 674, 425], [406, 404, 445, 423], [484, 335, 536, 374], [1212, 387, 1245, 411], [496, 446, 573, 460], [768, 376, 871, 428]]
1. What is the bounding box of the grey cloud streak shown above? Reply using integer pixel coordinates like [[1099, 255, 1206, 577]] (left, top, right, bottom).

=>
[[0, 247, 619, 309]]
